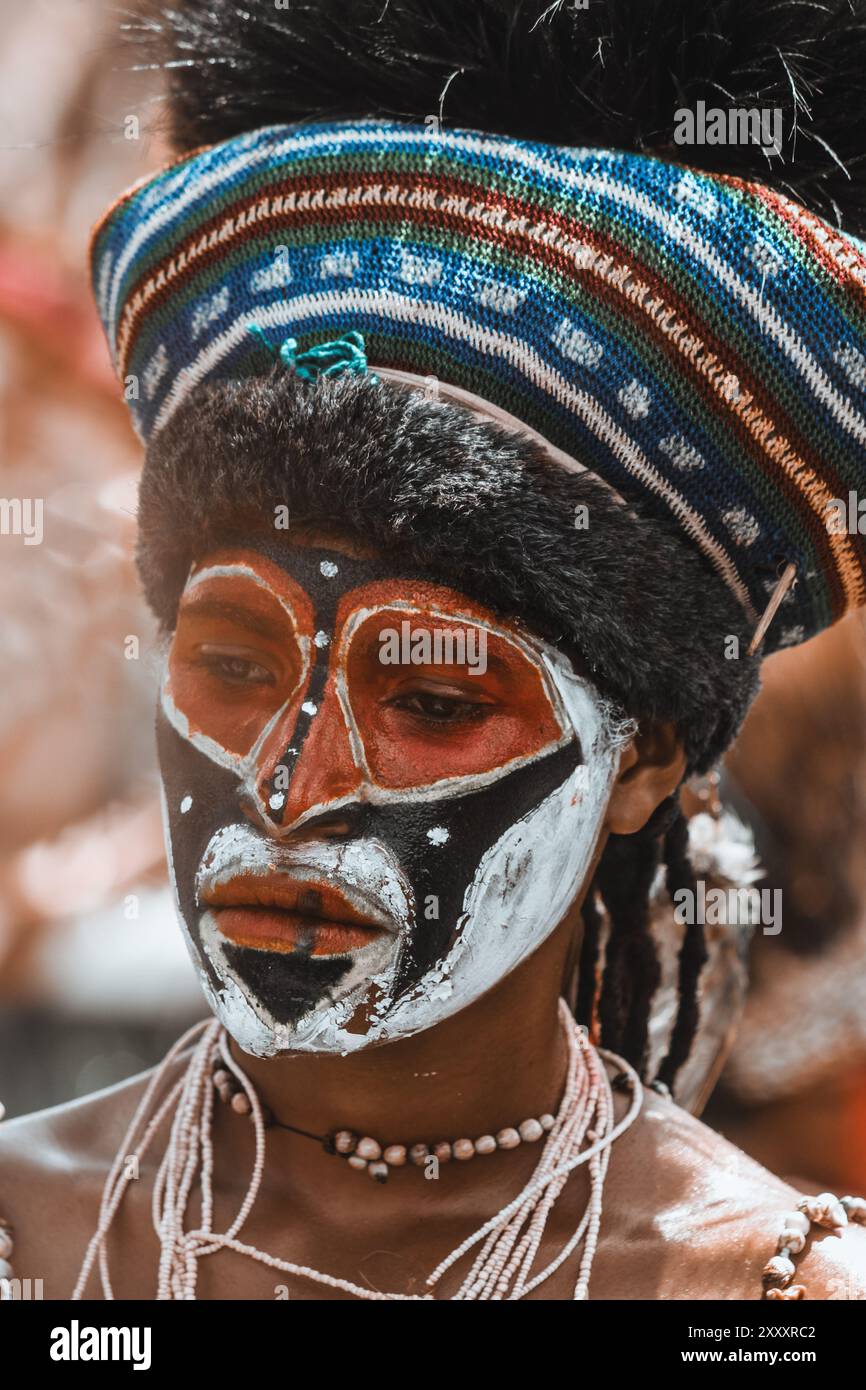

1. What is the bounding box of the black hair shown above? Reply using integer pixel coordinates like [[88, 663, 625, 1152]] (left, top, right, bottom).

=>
[[133, 0, 866, 236], [576, 796, 707, 1090]]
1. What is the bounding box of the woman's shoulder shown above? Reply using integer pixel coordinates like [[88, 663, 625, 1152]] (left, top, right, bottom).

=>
[[613, 1089, 866, 1300], [0, 1056, 180, 1176], [0, 1055, 188, 1296]]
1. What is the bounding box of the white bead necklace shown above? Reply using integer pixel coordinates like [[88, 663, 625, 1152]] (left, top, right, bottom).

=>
[[72, 999, 642, 1301]]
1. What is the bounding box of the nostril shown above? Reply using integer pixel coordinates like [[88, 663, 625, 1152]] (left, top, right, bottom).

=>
[[239, 791, 271, 833], [286, 806, 365, 841], [302, 812, 357, 838]]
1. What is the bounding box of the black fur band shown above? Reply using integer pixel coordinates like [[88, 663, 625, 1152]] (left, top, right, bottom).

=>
[[138, 369, 760, 773]]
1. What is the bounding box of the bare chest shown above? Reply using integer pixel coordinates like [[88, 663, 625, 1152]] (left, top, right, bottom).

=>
[[18, 1167, 764, 1302]]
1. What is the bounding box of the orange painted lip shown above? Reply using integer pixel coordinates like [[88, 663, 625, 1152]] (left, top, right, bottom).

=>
[[201, 875, 393, 957]]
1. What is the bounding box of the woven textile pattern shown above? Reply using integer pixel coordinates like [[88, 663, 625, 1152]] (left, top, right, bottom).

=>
[[90, 120, 866, 651]]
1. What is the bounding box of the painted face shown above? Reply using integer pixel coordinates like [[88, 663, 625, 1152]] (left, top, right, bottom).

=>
[[158, 537, 621, 1055]]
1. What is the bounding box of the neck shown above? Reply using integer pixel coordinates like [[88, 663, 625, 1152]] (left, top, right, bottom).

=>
[[220, 926, 574, 1202]]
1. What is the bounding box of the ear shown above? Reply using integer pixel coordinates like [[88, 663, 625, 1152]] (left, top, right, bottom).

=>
[[604, 721, 687, 836]]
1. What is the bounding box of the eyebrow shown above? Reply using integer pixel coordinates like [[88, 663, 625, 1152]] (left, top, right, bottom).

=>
[[370, 640, 512, 679], [419, 651, 511, 677], [178, 597, 292, 643]]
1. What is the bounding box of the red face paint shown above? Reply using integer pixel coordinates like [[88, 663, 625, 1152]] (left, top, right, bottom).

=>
[[166, 551, 314, 760], [338, 594, 565, 790], [167, 556, 566, 821]]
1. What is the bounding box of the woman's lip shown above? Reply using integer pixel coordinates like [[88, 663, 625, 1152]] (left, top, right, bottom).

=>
[[212, 906, 389, 957], [200, 874, 392, 929]]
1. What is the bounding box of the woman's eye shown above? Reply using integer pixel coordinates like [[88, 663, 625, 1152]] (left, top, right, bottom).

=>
[[195, 650, 276, 686], [390, 690, 489, 724]]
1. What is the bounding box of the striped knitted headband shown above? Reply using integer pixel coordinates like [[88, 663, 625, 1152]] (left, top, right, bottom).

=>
[[90, 119, 866, 654]]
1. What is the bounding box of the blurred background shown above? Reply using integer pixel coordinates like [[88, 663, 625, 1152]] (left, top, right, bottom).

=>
[[0, 0, 203, 1115], [0, 0, 864, 1193]]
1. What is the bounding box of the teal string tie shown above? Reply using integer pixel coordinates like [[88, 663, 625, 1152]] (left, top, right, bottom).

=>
[[246, 324, 377, 382]]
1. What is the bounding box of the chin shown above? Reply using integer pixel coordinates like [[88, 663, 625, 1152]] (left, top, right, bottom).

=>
[[197, 908, 405, 1056]]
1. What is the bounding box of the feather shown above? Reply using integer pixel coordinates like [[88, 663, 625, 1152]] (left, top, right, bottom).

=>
[[130, 0, 866, 231]]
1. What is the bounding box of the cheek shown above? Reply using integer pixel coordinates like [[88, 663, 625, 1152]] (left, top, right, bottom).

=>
[[468, 757, 611, 945], [156, 711, 244, 909]]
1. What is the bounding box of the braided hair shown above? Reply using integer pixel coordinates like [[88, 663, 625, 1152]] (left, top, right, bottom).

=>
[[576, 794, 708, 1095]]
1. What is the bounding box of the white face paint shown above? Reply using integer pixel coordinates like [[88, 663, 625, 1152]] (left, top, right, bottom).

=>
[[363, 659, 619, 1047], [193, 829, 410, 1052], [158, 544, 626, 1056]]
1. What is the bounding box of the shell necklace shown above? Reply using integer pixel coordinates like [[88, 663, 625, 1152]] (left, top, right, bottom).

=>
[[72, 999, 642, 1301]]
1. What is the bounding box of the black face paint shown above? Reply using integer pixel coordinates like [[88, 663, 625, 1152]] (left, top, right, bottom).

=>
[[159, 538, 617, 1055]]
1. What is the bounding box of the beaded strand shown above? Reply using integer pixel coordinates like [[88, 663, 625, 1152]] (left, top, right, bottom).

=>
[[0, 1218, 13, 1300], [72, 999, 641, 1301], [762, 1193, 866, 1299]]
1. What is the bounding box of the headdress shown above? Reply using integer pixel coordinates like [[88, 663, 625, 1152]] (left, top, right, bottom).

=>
[[93, 117, 866, 650], [90, 0, 866, 768]]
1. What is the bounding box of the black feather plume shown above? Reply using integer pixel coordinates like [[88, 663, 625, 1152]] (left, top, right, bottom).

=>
[[129, 0, 866, 232]]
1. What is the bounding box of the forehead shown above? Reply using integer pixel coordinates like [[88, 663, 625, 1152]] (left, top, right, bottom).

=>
[[180, 536, 531, 637]]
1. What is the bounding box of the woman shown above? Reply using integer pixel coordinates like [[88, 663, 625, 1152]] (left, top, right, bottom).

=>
[[2, 0, 866, 1300]]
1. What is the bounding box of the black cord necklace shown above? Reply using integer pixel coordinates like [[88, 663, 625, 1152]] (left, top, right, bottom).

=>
[[211, 1061, 560, 1183]]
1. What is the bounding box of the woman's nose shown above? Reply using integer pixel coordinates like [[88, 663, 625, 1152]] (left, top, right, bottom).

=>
[[252, 678, 365, 830]]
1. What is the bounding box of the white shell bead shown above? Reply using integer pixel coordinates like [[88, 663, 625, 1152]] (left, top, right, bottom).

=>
[[763, 1254, 795, 1286], [356, 1137, 382, 1161], [496, 1127, 521, 1150], [783, 1209, 810, 1236], [799, 1193, 847, 1229], [779, 1229, 806, 1255], [842, 1195, 866, 1221]]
